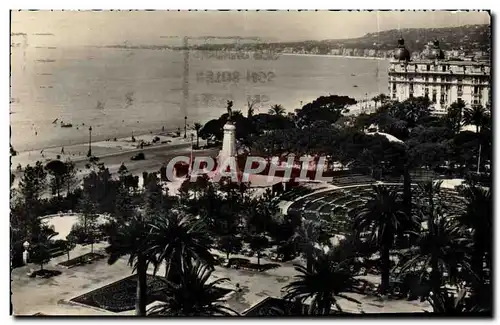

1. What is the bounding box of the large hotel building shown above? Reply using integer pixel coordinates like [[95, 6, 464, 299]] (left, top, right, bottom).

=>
[[388, 39, 491, 115]]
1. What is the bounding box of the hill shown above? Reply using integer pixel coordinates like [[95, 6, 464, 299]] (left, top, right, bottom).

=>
[[188, 24, 490, 55], [323, 24, 491, 52]]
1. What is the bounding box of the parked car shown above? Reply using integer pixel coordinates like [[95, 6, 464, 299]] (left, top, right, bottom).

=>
[[131, 152, 145, 161]]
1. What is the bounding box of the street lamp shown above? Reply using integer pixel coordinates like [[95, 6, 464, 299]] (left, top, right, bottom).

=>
[[87, 126, 93, 157], [22, 241, 30, 264], [189, 133, 194, 175], [184, 116, 187, 139]]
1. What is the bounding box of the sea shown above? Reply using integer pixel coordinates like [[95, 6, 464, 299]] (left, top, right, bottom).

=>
[[10, 46, 389, 153]]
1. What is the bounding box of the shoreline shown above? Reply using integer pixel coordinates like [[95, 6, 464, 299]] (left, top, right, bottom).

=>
[[281, 53, 389, 61], [11, 129, 205, 171]]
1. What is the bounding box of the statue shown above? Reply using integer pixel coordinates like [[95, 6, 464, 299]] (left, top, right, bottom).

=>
[[226, 100, 233, 122]]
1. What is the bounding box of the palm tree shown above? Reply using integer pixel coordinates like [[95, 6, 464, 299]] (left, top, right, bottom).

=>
[[30, 228, 58, 271], [372, 94, 389, 110], [148, 261, 239, 316], [247, 97, 259, 118], [193, 122, 202, 148], [458, 183, 492, 288], [445, 99, 465, 135], [462, 105, 490, 172], [289, 219, 324, 273], [398, 215, 470, 296], [283, 249, 361, 314], [146, 211, 215, 282], [106, 214, 153, 316], [427, 288, 489, 315], [353, 185, 414, 294], [269, 104, 286, 116], [462, 105, 489, 134]]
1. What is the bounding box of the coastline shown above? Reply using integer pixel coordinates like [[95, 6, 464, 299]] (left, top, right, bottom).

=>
[[11, 129, 205, 171], [280, 53, 389, 61]]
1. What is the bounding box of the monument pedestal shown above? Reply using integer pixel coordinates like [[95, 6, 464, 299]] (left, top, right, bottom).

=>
[[216, 122, 241, 181]]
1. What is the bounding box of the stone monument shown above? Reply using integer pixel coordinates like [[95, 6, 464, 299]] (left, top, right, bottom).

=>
[[219, 100, 237, 159], [217, 101, 240, 181]]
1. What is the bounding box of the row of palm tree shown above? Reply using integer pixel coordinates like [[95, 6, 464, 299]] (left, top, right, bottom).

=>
[[279, 179, 491, 315], [106, 210, 217, 316], [104, 170, 490, 315]]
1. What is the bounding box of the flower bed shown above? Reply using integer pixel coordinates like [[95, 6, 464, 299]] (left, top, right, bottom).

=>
[[29, 269, 62, 279], [71, 274, 231, 313], [226, 258, 280, 272], [58, 252, 105, 269]]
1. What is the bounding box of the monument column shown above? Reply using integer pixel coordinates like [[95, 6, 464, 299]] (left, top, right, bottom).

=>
[[216, 101, 241, 180], [220, 122, 237, 159]]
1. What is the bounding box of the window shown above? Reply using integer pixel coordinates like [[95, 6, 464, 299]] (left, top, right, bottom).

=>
[[392, 83, 396, 91], [440, 94, 445, 104], [427, 65, 431, 71], [432, 93, 437, 103], [409, 93, 414, 98], [433, 77, 437, 82], [442, 65, 446, 72], [474, 86, 479, 94]]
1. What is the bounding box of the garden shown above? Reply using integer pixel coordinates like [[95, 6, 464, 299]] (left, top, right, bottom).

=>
[[71, 274, 232, 313]]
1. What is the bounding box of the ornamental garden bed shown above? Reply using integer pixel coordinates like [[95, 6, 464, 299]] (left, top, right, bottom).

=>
[[58, 252, 105, 269], [242, 297, 345, 316], [70, 274, 231, 313], [29, 269, 62, 279], [226, 258, 280, 272]]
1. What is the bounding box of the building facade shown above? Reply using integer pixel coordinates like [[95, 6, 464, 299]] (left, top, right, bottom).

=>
[[388, 39, 491, 115]]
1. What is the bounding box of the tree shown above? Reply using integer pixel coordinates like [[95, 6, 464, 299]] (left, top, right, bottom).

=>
[[269, 104, 286, 116], [106, 214, 153, 316], [199, 119, 223, 143], [283, 249, 361, 315], [295, 95, 355, 127], [289, 219, 324, 273], [193, 122, 202, 148], [17, 161, 47, 242], [247, 96, 259, 118], [427, 288, 489, 315], [445, 99, 466, 135], [216, 234, 243, 261], [388, 97, 432, 129], [45, 160, 67, 199], [458, 183, 492, 289], [372, 94, 390, 110], [148, 262, 238, 316], [462, 105, 489, 134], [248, 234, 269, 266], [30, 227, 57, 271], [353, 185, 414, 294], [147, 212, 215, 282], [462, 105, 490, 172], [399, 214, 470, 297], [78, 192, 99, 253]]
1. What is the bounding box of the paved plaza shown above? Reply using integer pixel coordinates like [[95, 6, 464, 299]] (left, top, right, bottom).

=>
[[11, 240, 431, 316]]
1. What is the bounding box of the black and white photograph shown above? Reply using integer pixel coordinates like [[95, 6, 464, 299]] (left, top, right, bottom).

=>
[[8, 9, 493, 317]]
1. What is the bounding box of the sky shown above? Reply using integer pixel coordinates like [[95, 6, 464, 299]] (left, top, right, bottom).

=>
[[11, 10, 490, 46]]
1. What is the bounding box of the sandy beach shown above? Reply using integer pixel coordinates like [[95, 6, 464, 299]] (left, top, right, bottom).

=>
[[10, 127, 218, 193]]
